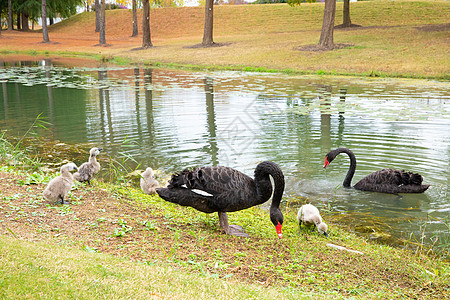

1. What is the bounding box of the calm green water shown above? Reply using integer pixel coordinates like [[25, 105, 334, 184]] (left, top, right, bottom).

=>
[[1, 58, 449, 256]]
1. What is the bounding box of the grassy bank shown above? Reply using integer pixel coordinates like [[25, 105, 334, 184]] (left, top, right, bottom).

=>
[[0, 0, 449, 79], [0, 135, 449, 299], [0, 235, 300, 300]]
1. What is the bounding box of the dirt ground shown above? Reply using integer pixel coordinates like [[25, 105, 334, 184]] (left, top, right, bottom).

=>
[[0, 7, 203, 54], [1, 30, 141, 53]]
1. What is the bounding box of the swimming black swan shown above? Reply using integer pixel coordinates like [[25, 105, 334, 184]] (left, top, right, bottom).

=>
[[156, 161, 285, 238], [74, 147, 102, 185], [323, 147, 430, 194], [43, 163, 78, 204], [297, 204, 328, 237]]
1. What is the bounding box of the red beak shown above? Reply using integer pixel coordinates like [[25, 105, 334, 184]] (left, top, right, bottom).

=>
[[276, 222, 282, 238], [323, 157, 330, 168]]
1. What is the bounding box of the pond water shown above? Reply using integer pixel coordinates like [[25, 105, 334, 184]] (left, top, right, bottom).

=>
[[1, 58, 449, 257]]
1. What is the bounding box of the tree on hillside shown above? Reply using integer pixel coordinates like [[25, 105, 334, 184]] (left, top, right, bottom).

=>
[[341, 0, 351, 27], [289, 0, 337, 50], [95, 0, 100, 32], [8, 0, 13, 30], [318, 0, 336, 49], [131, 0, 138, 37], [202, 0, 214, 46], [41, 0, 50, 42], [97, 0, 107, 45], [142, 0, 152, 48], [335, 0, 360, 28], [19, 0, 32, 31]]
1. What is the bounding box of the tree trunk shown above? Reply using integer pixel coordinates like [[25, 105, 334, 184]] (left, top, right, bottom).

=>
[[41, 0, 50, 43], [95, 0, 100, 32], [17, 11, 21, 30], [99, 0, 106, 45], [49, 18, 54, 25], [318, 0, 336, 50], [202, 0, 214, 46], [142, 0, 152, 48], [21, 12, 29, 31], [8, 0, 13, 30], [131, 0, 138, 37], [343, 0, 351, 27]]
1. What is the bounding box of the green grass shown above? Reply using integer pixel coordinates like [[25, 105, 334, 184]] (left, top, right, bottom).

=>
[[0, 235, 308, 300]]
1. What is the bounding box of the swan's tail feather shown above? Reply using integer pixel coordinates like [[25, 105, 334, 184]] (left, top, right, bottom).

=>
[[167, 169, 190, 188], [400, 170, 424, 185], [167, 168, 207, 190]]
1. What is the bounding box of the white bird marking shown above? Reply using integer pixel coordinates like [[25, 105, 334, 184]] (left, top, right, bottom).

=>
[[191, 189, 214, 197]]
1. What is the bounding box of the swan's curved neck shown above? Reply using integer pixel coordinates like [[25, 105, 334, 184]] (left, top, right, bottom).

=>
[[339, 148, 356, 187], [254, 161, 285, 207], [89, 155, 97, 163]]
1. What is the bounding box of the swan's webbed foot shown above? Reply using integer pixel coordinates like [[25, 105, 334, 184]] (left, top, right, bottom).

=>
[[218, 212, 249, 237], [59, 195, 65, 205]]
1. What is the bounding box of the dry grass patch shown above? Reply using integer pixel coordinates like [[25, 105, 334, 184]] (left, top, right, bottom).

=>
[[1, 1, 449, 78]]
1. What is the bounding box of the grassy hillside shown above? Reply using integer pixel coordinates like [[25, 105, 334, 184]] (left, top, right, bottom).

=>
[[49, 1, 450, 38], [1, 1, 449, 78]]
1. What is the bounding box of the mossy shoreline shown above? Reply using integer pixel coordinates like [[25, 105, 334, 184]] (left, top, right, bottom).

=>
[[1, 49, 449, 81]]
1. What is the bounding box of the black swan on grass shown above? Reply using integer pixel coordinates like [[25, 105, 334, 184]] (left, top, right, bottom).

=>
[[323, 148, 430, 194], [156, 161, 285, 238]]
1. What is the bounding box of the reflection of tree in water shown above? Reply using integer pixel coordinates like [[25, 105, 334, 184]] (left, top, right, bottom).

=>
[[204, 77, 218, 166], [143, 68, 155, 149], [318, 85, 332, 152], [141, 68, 180, 170], [337, 88, 347, 146], [98, 69, 112, 146], [1, 82, 7, 123], [134, 68, 143, 140], [45, 59, 54, 137]]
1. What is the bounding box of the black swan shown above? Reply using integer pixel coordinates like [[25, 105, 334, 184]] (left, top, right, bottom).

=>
[[323, 147, 430, 194], [43, 163, 78, 204], [156, 161, 285, 238], [74, 147, 102, 185]]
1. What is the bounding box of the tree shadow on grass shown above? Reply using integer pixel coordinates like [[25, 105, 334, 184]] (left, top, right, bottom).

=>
[[37, 41, 60, 45], [296, 43, 354, 52], [94, 43, 112, 47], [130, 45, 155, 51], [184, 42, 232, 49]]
